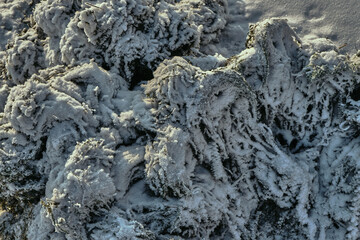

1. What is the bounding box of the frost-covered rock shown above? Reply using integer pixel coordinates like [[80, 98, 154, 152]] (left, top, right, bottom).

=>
[[29, 0, 228, 85], [1, 0, 360, 239], [33, 0, 81, 66], [0, 122, 45, 214], [229, 19, 360, 239], [142, 54, 314, 239], [0, 0, 38, 50], [42, 139, 116, 239], [52, 0, 226, 83], [5, 28, 46, 85]]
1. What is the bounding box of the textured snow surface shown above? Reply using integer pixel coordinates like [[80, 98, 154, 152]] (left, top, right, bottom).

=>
[[244, 0, 360, 54], [1, 0, 360, 240]]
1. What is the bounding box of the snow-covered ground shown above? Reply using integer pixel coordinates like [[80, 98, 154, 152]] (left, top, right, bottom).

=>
[[1, 0, 360, 239], [244, 0, 360, 54]]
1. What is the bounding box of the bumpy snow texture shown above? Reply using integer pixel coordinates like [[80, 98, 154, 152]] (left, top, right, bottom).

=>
[[1, 0, 360, 240]]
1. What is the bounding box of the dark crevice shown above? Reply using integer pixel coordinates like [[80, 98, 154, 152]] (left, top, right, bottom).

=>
[[306, 104, 313, 113], [274, 117, 282, 128], [129, 59, 154, 90], [170, 43, 193, 57], [289, 139, 298, 151], [275, 132, 309, 154], [257, 200, 282, 226], [210, 219, 229, 239], [258, 104, 267, 123], [199, 120, 213, 143], [350, 83, 360, 101], [129, 127, 155, 146], [275, 133, 287, 146], [35, 136, 47, 160]]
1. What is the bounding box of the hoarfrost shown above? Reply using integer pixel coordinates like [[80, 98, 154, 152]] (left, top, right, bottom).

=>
[[33, 0, 227, 83], [0, 0, 360, 239]]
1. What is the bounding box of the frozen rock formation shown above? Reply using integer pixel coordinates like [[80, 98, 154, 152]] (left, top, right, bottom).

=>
[[1, 0, 360, 239], [0, 0, 38, 50], [32, 0, 227, 85]]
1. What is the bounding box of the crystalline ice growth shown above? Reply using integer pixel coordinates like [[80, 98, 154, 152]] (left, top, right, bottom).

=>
[[1, 0, 360, 238]]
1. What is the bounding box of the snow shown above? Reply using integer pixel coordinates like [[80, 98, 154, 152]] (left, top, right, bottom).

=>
[[244, 0, 360, 54], [203, 0, 360, 57], [1, 0, 360, 239]]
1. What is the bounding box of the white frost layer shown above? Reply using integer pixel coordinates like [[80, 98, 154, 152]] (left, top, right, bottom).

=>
[[1, 1, 360, 240]]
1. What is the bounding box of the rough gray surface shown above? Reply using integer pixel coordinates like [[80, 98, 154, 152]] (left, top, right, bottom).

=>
[[0, 0, 360, 239]]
